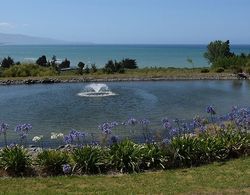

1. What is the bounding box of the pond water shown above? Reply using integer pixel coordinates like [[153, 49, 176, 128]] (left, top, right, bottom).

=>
[[0, 80, 250, 145]]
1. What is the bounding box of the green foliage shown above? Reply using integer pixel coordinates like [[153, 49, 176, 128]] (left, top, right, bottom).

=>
[[213, 55, 247, 69], [36, 150, 69, 175], [204, 40, 250, 70], [0, 145, 31, 176], [204, 40, 233, 64], [71, 146, 110, 174], [110, 140, 143, 173], [245, 67, 250, 74], [59, 58, 70, 69], [1, 56, 14, 68], [140, 143, 166, 170], [102, 59, 135, 73], [121, 58, 137, 69], [215, 67, 225, 73], [103, 60, 117, 74], [77, 61, 85, 75], [84, 65, 90, 74], [168, 128, 249, 168], [2, 64, 57, 77], [36, 55, 48, 67], [91, 64, 98, 73], [200, 68, 210, 73]]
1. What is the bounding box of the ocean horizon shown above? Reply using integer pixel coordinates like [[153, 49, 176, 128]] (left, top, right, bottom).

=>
[[1, 44, 250, 68]]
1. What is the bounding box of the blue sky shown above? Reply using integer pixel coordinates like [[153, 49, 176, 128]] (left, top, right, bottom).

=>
[[0, 0, 250, 44]]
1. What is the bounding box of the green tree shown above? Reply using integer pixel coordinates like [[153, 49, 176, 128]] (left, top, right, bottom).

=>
[[204, 40, 234, 65], [77, 61, 85, 75], [1, 56, 14, 68], [85, 65, 90, 74], [121, 58, 138, 69], [36, 55, 47, 67], [103, 60, 116, 73], [91, 64, 97, 73], [59, 58, 70, 69]]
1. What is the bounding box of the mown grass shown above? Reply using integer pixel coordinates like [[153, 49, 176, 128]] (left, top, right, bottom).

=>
[[0, 157, 249, 194]]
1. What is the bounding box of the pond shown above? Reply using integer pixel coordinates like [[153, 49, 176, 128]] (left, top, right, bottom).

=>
[[0, 80, 250, 146]]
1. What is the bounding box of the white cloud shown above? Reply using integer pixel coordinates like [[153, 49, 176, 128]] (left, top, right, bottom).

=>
[[0, 22, 14, 29]]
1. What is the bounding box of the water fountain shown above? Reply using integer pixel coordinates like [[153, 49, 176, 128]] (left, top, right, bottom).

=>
[[77, 83, 117, 97]]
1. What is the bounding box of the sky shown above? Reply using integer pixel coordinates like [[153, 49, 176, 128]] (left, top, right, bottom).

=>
[[0, 0, 250, 44]]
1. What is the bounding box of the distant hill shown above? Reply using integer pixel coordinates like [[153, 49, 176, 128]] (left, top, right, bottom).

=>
[[0, 33, 92, 45]]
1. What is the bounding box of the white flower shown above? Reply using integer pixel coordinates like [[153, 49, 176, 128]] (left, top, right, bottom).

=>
[[32, 135, 43, 142], [57, 133, 64, 138], [51, 132, 64, 139], [51, 132, 57, 139]]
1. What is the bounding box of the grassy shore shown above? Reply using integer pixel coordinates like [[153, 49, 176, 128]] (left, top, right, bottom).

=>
[[0, 157, 249, 194], [0, 68, 239, 84]]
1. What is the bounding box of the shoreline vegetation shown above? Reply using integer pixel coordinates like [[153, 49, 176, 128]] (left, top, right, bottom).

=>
[[0, 40, 250, 85], [0, 70, 246, 86]]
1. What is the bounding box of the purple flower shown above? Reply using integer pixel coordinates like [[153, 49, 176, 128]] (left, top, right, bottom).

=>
[[62, 164, 71, 174], [169, 128, 178, 137], [99, 122, 113, 135], [162, 138, 171, 144], [139, 119, 150, 125], [111, 135, 118, 144], [206, 106, 216, 115], [110, 121, 119, 128], [64, 135, 73, 144], [127, 118, 138, 125], [15, 123, 32, 140], [0, 122, 8, 134], [163, 121, 172, 129], [8, 143, 16, 148], [173, 118, 179, 123], [161, 117, 169, 124], [69, 129, 85, 139]]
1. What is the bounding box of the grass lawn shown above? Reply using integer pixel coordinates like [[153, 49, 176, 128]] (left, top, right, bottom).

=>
[[0, 157, 249, 194]]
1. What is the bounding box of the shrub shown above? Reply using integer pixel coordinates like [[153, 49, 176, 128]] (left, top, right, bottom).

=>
[[200, 68, 210, 73], [245, 67, 250, 74], [91, 64, 98, 73], [71, 145, 110, 174], [3, 64, 57, 77], [168, 127, 249, 168], [0, 145, 31, 176], [140, 143, 166, 170], [121, 58, 137, 69], [110, 140, 143, 173], [36, 150, 69, 176], [215, 67, 224, 73], [1, 56, 14, 68], [36, 55, 48, 67]]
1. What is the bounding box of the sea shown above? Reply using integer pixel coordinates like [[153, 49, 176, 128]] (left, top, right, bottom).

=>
[[1, 44, 250, 68]]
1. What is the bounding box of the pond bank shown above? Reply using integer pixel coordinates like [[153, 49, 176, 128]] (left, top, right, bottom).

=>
[[0, 73, 244, 85]]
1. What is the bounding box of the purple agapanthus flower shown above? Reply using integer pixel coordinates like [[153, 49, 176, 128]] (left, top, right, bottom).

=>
[[139, 118, 150, 125], [206, 106, 216, 115], [163, 121, 172, 129], [15, 123, 32, 140], [0, 122, 8, 134], [99, 122, 114, 135], [62, 164, 71, 174], [127, 118, 138, 125]]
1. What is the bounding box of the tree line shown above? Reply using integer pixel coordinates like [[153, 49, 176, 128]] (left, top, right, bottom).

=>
[[204, 40, 250, 73], [0, 55, 138, 77]]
